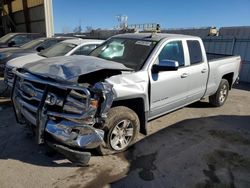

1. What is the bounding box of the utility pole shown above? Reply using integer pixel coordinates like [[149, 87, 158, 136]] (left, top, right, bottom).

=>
[[44, 0, 54, 37]]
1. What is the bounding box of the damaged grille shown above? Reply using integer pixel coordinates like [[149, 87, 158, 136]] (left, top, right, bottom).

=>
[[11, 69, 114, 149], [13, 74, 92, 126], [12, 70, 113, 146]]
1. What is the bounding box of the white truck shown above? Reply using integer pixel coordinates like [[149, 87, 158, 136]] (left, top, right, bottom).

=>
[[11, 33, 241, 165]]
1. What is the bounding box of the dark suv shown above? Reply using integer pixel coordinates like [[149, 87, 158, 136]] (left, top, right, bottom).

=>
[[0, 33, 44, 48]]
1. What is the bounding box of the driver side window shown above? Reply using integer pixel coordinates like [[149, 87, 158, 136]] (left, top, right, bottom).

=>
[[158, 41, 185, 67]]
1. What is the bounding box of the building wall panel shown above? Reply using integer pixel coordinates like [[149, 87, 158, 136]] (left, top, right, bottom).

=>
[[27, 0, 44, 8], [15, 23, 26, 32], [30, 21, 45, 33], [12, 11, 25, 24], [11, 0, 23, 12], [29, 5, 44, 21]]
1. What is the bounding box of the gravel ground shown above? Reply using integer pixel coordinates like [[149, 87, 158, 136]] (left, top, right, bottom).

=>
[[0, 78, 250, 188]]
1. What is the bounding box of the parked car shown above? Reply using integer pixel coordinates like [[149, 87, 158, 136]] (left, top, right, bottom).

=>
[[11, 33, 241, 165], [0, 37, 73, 75], [0, 33, 43, 48], [5, 38, 104, 86]]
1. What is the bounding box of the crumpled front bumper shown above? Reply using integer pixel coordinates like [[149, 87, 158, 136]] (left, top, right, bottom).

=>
[[11, 72, 113, 165], [45, 120, 104, 149]]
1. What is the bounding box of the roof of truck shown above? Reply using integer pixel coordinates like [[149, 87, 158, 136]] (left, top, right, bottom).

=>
[[113, 33, 200, 41]]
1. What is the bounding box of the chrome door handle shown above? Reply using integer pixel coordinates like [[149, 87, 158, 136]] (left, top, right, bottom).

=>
[[181, 73, 188, 78], [201, 69, 207, 73]]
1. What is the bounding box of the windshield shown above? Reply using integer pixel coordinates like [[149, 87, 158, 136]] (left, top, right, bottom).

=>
[[0, 33, 15, 43], [20, 38, 45, 49], [90, 38, 157, 70], [38, 42, 77, 58]]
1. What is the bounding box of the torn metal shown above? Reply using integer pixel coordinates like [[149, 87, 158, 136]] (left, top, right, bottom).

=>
[[22, 55, 132, 83], [11, 55, 150, 165], [11, 68, 114, 165]]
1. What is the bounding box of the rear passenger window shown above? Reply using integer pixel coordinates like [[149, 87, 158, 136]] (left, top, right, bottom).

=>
[[158, 41, 185, 66], [187, 40, 203, 65]]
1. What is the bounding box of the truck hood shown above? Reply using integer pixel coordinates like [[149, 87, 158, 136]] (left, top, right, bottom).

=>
[[23, 55, 132, 82]]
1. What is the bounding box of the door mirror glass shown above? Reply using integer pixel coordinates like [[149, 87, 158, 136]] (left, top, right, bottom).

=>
[[152, 60, 179, 73]]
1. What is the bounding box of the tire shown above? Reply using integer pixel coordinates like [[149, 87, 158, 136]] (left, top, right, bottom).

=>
[[209, 79, 229, 107], [97, 106, 140, 155]]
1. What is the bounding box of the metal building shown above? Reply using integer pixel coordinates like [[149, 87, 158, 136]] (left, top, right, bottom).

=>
[[203, 27, 250, 83], [161, 27, 218, 38], [0, 0, 53, 37]]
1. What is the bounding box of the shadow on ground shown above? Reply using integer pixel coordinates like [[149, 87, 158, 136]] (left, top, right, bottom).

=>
[[1, 99, 250, 187], [83, 115, 250, 188], [0, 105, 74, 167]]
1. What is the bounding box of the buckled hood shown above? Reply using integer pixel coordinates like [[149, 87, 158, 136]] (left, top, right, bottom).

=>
[[23, 55, 132, 82]]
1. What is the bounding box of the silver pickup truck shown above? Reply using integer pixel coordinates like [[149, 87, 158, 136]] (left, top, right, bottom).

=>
[[11, 33, 241, 165]]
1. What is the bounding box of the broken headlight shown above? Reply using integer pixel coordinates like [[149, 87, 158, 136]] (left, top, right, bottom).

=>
[[63, 89, 98, 115]]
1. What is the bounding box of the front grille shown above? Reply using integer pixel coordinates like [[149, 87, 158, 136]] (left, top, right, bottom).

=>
[[14, 74, 92, 126]]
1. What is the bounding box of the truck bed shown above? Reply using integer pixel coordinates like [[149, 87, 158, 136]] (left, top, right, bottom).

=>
[[205, 53, 241, 97], [206, 53, 234, 61]]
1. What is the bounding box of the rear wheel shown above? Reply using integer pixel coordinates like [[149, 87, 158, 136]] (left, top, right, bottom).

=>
[[97, 106, 140, 155], [209, 79, 229, 107]]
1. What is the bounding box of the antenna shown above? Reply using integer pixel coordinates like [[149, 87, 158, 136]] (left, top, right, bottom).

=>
[[115, 15, 128, 29]]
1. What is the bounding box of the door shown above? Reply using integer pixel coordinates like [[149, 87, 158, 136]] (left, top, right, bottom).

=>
[[185, 40, 209, 103], [149, 40, 190, 118]]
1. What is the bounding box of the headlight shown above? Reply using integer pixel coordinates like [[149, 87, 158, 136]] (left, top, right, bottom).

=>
[[63, 89, 92, 114]]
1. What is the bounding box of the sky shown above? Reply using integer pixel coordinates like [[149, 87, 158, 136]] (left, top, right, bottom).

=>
[[53, 0, 250, 33]]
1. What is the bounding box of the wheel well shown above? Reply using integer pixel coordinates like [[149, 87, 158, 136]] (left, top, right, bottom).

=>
[[111, 98, 147, 135], [222, 73, 234, 89]]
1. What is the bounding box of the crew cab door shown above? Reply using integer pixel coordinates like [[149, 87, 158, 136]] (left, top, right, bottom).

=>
[[149, 40, 190, 118], [185, 40, 209, 102]]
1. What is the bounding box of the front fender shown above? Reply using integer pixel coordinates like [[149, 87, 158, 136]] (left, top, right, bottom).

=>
[[105, 71, 150, 112]]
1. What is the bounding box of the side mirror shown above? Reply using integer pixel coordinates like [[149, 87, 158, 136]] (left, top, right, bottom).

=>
[[8, 41, 15, 47], [36, 46, 45, 52], [152, 60, 179, 73]]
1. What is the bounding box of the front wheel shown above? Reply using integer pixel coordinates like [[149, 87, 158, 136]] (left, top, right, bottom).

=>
[[209, 79, 229, 107], [97, 106, 140, 155]]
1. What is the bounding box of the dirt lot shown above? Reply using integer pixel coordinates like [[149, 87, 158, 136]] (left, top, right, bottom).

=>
[[0, 78, 250, 188]]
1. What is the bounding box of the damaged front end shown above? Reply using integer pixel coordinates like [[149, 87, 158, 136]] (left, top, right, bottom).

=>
[[11, 70, 114, 165]]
